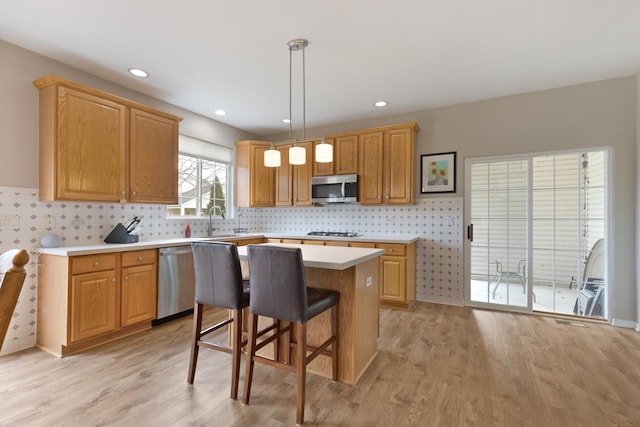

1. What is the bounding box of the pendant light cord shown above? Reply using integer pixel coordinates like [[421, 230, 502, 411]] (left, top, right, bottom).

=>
[[289, 45, 293, 144], [303, 45, 306, 140]]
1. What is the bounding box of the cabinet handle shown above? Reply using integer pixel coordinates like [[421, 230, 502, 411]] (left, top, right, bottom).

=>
[[94, 262, 100, 267], [132, 191, 137, 196], [121, 191, 126, 195], [111, 278, 116, 283], [389, 249, 394, 252], [137, 256, 143, 261], [124, 276, 128, 281]]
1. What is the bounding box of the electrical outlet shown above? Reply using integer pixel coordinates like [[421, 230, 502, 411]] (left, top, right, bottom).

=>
[[0, 214, 20, 229], [43, 214, 54, 229]]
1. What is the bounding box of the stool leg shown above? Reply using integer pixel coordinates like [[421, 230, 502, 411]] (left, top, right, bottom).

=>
[[331, 305, 339, 381], [230, 308, 242, 399], [273, 319, 280, 362], [296, 322, 307, 425], [284, 321, 293, 365], [243, 312, 258, 405], [187, 303, 203, 384]]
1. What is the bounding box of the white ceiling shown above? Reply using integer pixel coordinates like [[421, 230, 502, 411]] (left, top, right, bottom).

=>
[[2, 1, 640, 137]]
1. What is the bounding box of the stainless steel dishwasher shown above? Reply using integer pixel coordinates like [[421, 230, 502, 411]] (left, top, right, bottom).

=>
[[154, 245, 195, 325]]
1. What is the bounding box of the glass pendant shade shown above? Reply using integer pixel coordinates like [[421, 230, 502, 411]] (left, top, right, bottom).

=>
[[315, 140, 333, 163], [289, 145, 306, 165], [264, 148, 281, 167]]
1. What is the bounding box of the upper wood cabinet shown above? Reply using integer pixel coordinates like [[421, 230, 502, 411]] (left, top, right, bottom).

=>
[[385, 126, 415, 205], [358, 123, 419, 205], [33, 75, 182, 204], [235, 140, 275, 207], [312, 138, 334, 176], [358, 131, 384, 204], [275, 144, 293, 206], [275, 142, 313, 206], [128, 108, 179, 204], [312, 134, 358, 176]]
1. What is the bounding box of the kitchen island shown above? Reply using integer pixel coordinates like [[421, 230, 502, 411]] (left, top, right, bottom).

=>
[[237, 243, 384, 384]]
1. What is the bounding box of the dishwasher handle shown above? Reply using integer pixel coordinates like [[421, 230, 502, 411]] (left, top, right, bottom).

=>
[[159, 248, 193, 256]]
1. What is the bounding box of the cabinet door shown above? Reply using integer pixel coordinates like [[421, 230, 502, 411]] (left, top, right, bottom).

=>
[[358, 131, 384, 205], [312, 138, 335, 176], [335, 135, 358, 174], [275, 144, 293, 206], [293, 141, 313, 206], [129, 108, 179, 204], [379, 255, 406, 304], [250, 144, 275, 207], [57, 87, 127, 202], [384, 127, 414, 205], [70, 270, 119, 343], [121, 264, 157, 327]]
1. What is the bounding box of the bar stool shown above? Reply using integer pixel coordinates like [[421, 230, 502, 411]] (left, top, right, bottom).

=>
[[188, 241, 277, 399], [243, 245, 340, 425]]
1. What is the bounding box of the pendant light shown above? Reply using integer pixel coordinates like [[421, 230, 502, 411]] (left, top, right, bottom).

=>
[[287, 39, 308, 166], [264, 144, 281, 167], [315, 137, 333, 163]]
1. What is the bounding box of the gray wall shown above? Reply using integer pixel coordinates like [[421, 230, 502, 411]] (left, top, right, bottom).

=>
[[268, 77, 639, 325], [0, 39, 256, 188]]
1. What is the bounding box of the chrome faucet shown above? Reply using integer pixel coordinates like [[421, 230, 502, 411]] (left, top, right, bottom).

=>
[[208, 206, 225, 236]]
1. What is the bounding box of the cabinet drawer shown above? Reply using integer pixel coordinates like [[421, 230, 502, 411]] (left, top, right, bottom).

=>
[[72, 253, 118, 274], [326, 240, 350, 247], [281, 239, 302, 244], [376, 243, 406, 256], [122, 249, 157, 267], [302, 240, 325, 246], [350, 242, 377, 248]]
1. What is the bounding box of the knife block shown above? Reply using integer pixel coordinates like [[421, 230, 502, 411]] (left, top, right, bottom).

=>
[[104, 223, 139, 244]]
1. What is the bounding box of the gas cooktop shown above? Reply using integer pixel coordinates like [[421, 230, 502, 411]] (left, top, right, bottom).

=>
[[307, 231, 359, 238]]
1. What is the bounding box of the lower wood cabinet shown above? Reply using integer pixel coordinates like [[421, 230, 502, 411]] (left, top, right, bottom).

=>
[[306, 239, 416, 309], [377, 243, 416, 310], [121, 250, 158, 327], [37, 249, 157, 357]]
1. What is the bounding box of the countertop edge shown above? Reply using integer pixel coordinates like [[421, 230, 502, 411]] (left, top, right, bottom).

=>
[[35, 233, 419, 256]]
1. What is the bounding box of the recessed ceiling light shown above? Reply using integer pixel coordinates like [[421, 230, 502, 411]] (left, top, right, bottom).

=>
[[214, 109, 226, 116], [374, 101, 388, 107], [282, 118, 292, 124], [128, 68, 149, 78]]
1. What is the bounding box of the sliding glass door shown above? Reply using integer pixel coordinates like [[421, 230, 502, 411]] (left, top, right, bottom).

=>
[[467, 158, 531, 310], [466, 150, 608, 318]]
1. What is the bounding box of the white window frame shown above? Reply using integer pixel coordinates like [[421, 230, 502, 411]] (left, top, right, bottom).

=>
[[167, 135, 234, 218]]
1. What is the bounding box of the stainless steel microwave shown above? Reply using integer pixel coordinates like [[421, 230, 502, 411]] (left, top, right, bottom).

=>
[[311, 174, 358, 204]]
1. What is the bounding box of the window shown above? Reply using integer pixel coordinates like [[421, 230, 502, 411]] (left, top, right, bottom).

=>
[[167, 135, 232, 218]]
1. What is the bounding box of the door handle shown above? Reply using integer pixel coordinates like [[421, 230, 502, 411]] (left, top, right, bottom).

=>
[[467, 224, 474, 241]]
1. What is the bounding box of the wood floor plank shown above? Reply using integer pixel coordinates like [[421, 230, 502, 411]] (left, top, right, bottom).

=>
[[1, 303, 639, 426]]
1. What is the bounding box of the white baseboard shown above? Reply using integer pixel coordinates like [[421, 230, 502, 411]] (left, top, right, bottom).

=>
[[419, 295, 464, 306], [611, 318, 639, 330]]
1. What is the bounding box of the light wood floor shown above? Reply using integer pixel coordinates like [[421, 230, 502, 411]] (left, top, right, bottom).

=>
[[1, 303, 639, 426]]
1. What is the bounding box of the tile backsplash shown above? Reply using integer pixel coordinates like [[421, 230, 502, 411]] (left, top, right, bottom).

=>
[[0, 186, 463, 356]]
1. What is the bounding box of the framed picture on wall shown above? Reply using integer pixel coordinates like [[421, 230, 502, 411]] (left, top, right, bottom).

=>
[[420, 151, 457, 194]]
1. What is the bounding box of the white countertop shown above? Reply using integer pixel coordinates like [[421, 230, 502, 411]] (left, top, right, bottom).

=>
[[236, 243, 384, 270], [35, 233, 418, 256], [35, 235, 254, 256], [263, 233, 419, 245]]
